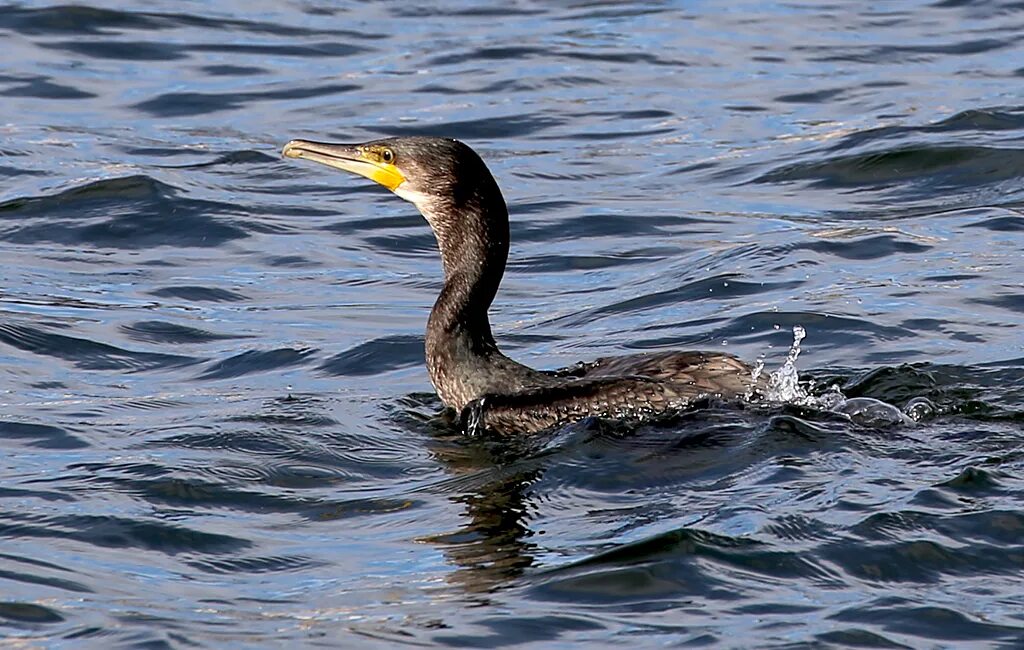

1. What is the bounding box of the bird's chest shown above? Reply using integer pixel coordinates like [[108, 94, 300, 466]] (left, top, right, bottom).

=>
[[425, 330, 541, 412], [425, 332, 490, 411]]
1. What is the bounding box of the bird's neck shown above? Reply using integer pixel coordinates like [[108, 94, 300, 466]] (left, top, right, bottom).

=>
[[419, 189, 513, 409]]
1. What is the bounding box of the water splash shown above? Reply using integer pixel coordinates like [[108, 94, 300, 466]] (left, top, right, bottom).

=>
[[757, 325, 914, 426], [763, 325, 811, 403]]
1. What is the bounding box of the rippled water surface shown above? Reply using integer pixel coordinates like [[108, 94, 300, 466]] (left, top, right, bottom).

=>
[[2, 1, 1024, 647]]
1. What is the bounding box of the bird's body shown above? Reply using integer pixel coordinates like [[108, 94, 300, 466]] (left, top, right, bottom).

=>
[[283, 136, 762, 434]]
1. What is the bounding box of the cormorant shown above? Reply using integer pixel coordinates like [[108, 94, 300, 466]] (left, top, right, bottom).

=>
[[283, 136, 761, 434]]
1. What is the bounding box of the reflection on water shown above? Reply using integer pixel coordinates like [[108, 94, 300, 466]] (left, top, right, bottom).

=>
[[1, 0, 1024, 646]]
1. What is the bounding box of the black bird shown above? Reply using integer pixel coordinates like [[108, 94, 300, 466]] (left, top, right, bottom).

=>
[[283, 136, 761, 434]]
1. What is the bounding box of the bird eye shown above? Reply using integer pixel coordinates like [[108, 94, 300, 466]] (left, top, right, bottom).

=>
[[380, 148, 394, 163]]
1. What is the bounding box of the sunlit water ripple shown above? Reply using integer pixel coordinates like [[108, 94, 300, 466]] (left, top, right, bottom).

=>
[[1, 1, 1023, 647]]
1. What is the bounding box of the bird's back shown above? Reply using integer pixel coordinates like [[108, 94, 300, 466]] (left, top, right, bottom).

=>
[[465, 351, 761, 434]]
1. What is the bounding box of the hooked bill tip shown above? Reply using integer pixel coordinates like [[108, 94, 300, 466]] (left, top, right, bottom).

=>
[[281, 140, 306, 158]]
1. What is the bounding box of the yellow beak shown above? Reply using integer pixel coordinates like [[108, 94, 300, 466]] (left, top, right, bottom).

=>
[[282, 139, 406, 191]]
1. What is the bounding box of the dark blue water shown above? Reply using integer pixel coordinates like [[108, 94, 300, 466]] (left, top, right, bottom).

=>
[[2, 1, 1023, 647]]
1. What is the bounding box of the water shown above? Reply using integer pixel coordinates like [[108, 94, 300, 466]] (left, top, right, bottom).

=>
[[2, 1, 1023, 647]]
